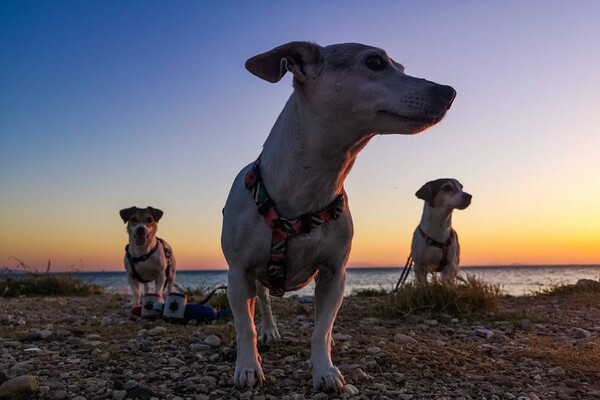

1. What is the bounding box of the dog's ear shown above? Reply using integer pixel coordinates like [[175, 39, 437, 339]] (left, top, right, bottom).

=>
[[119, 207, 137, 223], [415, 182, 435, 205], [245, 41, 324, 83], [416, 179, 449, 206], [148, 207, 163, 223]]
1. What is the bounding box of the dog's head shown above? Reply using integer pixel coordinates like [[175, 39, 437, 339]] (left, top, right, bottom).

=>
[[245, 41, 455, 138], [119, 206, 163, 246], [416, 179, 472, 210]]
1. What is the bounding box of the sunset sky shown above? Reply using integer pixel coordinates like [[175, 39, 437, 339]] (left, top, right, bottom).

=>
[[1, 1, 599, 271]]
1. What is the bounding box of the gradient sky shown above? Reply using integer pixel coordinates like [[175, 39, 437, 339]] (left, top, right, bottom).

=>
[[1, 1, 599, 271]]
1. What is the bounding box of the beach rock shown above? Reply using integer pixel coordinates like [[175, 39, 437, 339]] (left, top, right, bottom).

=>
[[367, 346, 382, 354], [571, 328, 591, 339], [475, 328, 495, 340], [0, 314, 12, 324], [72, 396, 87, 400], [112, 390, 127, 400], [190, 343, 212, 352], [145, 326, 166, 337], [394, 333, 418, 345], [168, 357, 185, 367], [548, 366, 566, 377], [342, 384, 360, 396], [204, 335, 221, 347], [0, 375, 39, 397], [575, 279, 600, 289], [332, 333, 352, 342]]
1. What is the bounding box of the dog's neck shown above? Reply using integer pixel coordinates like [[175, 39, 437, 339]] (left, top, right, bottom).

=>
[[127, 233, 158, 257], [419, 204, 453, 242], [259, 93, 374, 217]]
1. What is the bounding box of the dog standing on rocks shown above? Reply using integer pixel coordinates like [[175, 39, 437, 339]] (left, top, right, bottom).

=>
[[221, 41, 456, 391], [120, 206, 176, 306], [411, 179, 471, 286]]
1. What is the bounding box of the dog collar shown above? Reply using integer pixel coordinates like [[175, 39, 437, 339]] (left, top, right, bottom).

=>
[[245, 157, 346, 297], [125, 238, 172, 284], [418, 227, 458, 272]]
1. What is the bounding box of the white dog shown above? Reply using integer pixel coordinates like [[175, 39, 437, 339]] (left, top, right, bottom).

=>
[[410, 179, 471, 286], [119, 206, 176, 305], [221, 41, 456, 391]]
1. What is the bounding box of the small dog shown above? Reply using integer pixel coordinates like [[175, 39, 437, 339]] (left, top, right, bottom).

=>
[[119, 206, 176, 305], [221, 41, 455, 391], [410, 179, 471, 286]]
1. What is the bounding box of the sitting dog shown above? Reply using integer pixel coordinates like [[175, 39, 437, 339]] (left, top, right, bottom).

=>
[[119, 206, 176, 305], [410, 179, 471, 286], [221, 41, 456, 391]]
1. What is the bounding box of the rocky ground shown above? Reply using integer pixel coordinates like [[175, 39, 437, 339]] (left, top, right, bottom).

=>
[[1, 292, 600, 400]]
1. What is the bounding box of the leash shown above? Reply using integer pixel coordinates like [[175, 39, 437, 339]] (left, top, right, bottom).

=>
[[245, 157, 346, 297], [174, 284, 228, 305], [393, 255, 414, 292]]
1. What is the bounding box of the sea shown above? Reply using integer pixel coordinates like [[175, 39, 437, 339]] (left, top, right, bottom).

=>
[[69, 265, 600, 297]]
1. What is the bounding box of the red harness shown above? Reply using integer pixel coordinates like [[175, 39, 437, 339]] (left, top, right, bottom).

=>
[[245, 157, 346, 296], [418, 227, 459, 272]]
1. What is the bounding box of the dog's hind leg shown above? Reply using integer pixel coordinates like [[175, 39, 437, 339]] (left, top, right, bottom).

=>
[[228, 267, 265, 389], [256, 280, 281, 343], [311, 268, 346, 392]]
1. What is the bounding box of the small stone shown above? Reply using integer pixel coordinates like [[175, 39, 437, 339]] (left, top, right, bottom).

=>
[[190, 343, 212, 352], [124, 379, 138, 390], [0, 314, 12, 323], [548, 366, 566, 377], [290, 394, 305, 400], [54, 389, 68, 399], [112, 390, 127, 400], [24, 347, 43, 352], [204, 335, 221, 347], [424, 319, 438, 326], [85, 334, 101, 340], [571, 328, 591, 339], [367, 346, 382, 354], [0, 375, 39, 397], [475, 328, 494, 340], [393, 333, 418, 345], [72, 396, 87, 400], [199, 376, 217, 387], [169, 357, 186, 367], [332, 333, 352, 341], [342, 384, 359, 396], [101, 317, 112, 326], [146, 326, 166, 336]]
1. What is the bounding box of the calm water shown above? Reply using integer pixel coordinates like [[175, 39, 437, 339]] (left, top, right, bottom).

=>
[[71, 265, 600, 297]]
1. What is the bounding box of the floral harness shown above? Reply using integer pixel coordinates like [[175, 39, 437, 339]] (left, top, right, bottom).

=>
[[245, 158, 346, 297]]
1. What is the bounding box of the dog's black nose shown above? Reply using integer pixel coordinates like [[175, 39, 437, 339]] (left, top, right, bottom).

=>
[[135, 227, 145, 235], [431, 84, 456, 107]]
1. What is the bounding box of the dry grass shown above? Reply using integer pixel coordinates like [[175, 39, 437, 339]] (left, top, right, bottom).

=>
[[509, 336, 600, 381], [1, 258, 104, 297], [379, 275, 502, 319]]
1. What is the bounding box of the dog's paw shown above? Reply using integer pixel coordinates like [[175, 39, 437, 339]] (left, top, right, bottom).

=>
[[312, 366, 345, 392], [234, 361, 265, 389], [258, 323, 281, 343]]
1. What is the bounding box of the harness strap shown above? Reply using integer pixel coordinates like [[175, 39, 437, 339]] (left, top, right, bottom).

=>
[[125, 237, 172, 284], [418, 227, 457, 272], [245, 157, 346, 297]]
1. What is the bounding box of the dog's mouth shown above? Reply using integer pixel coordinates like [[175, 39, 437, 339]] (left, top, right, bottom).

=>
[[377, 110, 444, 125], [134, 233, 149, 246]]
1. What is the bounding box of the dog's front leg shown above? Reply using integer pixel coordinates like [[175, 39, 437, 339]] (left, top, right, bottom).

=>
[[154, 272, 166, 298], [256, 280, 280, 343], [311, 268, 346, 392], [127, 274, 142, 306], [228, 268, 264, 388]]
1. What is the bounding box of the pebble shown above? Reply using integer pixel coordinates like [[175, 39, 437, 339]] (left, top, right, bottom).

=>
[[145, 326, 166, 336], [393, 333, 418, 345], [367, 346, 382, 354], [342, 384, 360, 396], [548, 367, 566, 377], [332, 333, 352, 341], [112, 390, 127, 400], [204, 335, 221, 347], [0, 375, 39, 397], [475, 328, 495, 340], [571, 328, 591, 339], [169, 357, 186, 367]]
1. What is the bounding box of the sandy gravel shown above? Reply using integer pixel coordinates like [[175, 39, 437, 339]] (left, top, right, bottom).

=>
[[1, 292, 600, 400]]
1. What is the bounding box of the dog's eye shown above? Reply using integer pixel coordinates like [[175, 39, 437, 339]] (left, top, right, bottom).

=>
[[146, 217, 154, 223], [365, 55, 387, 71], [130, 217, 138, 223], [441, 186, 453, 192]]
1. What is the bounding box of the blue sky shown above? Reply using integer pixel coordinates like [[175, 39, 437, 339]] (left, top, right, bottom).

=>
[[1, 1, 599, 270]]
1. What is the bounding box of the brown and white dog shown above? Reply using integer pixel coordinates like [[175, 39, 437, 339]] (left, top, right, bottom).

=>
[[119, 206, 176, 306], [410, 179, 471, 286], [221, 41, 456, 391]]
